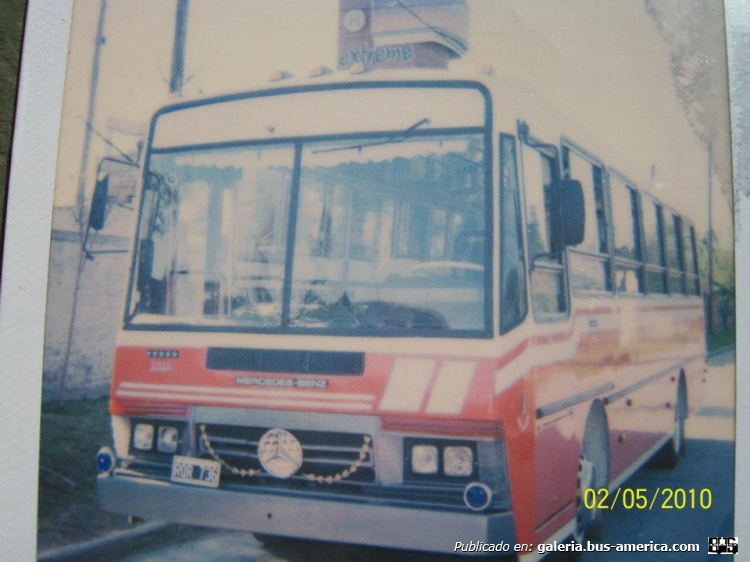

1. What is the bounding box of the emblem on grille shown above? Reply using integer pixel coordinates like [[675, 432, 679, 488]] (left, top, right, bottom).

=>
[[257, 428, 303, 478]]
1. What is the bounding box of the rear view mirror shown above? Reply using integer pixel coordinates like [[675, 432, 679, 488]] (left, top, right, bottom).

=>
[[88, 175, 109, 231], [550, 179, 585, 248], [83, 156, 141, 257], [97, 156, 140, 206]]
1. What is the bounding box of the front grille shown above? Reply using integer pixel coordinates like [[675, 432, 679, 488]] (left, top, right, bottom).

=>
[[119, 421, 509, 513], [198, 424, 375, 486], [121, 451, 173, 478]]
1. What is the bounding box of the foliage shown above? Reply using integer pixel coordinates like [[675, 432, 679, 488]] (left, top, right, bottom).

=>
[[697, 234, 735, 291], [37, 398, 130, 552], [707, 327, 735, 352], [0, 0, 26, 225]]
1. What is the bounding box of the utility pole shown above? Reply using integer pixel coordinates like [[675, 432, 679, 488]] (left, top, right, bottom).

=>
[[170, 0, 189, 94], [58, 0, 107, 403], [75, 0, 107, 222], [707, 141, 714, 335]]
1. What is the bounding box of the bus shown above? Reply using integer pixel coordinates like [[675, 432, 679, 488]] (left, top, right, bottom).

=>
[[95, 72, 705, 557]]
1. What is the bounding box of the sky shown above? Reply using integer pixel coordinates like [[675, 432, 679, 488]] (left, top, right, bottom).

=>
[[54, 0, 733, 249]]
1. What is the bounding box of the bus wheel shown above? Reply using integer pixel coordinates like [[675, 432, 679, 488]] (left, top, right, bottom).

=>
[[654, 379, 687, 468], [574, 453, 602, 544], [574, 402, 608, 545]]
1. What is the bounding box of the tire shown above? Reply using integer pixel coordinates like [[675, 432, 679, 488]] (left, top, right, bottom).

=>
[[653, 379, 687, 468], [574, 453, 601, 544], [573, 402, 609, 545]]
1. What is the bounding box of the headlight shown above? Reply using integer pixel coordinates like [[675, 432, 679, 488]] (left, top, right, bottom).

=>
[[157, 426, 179, 453], [444, 446, 473, 476], [411, 445, 438, 474], [133, 423, 154, 451]]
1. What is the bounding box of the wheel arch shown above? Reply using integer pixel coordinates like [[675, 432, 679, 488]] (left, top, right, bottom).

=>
[[574, 398, 610, 544], [581, 398, 610, 488]]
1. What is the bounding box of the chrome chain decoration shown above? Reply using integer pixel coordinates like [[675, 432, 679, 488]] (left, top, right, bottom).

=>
[[198, 424, 372, 484], [199, 424, 262, 477], [302, 435, 372, 484]]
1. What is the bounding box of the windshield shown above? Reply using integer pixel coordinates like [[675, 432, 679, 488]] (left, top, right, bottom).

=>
[[129, 131, 489, 336]]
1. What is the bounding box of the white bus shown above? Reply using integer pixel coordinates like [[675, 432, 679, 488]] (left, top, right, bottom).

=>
[[95, 71, 704, 556]]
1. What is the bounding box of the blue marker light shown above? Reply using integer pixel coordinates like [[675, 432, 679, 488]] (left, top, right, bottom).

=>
[[96, 447, 115, 474], [464, 482, 492, 511]]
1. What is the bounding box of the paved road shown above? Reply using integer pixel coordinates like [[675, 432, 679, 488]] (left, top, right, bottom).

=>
[[116, 351, 735, 562]]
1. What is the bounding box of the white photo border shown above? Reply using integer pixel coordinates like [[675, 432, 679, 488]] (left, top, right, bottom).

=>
[[0, 1, 745, 560], [725, 0, 749, 548], [0, 1, 73, 560]]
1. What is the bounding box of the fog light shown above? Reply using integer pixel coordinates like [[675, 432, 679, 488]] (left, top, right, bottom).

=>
[[133, 423, 154, 451], [444, 446, 473, 476], [464, 482, 492, 511], [96, 447, 115, 474], [411, 445, 438, 474], [157, 426, 179, 453]]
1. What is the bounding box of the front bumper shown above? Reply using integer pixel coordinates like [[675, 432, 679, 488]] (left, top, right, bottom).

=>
[[98, 474, 516, 554]]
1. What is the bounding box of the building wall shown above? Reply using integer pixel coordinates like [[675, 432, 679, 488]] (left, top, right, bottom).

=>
[[42, 222, 131, 401]]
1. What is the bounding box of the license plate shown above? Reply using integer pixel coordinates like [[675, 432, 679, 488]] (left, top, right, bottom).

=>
[[171, 455, 221, 488]]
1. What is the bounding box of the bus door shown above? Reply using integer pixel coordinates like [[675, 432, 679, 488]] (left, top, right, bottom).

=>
[[517, 126, 578, 530]]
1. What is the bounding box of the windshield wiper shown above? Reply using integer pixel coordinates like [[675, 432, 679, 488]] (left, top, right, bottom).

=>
[[313, 118, 430, 154]]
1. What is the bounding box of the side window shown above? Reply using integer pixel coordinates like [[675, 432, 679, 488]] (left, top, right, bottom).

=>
[[564, 147, 612, 293], [609, 174, 643, 293], [499, 135, 527, 332], [521, 143, 566, 316], [683, 224, 701, 295], [642, 198, 667, 294], [523, 147, 554, 258], [665, 214, 685, 294]]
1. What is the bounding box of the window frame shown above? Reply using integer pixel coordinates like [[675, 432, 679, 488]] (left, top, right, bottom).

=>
[[560, 137, 614, 296], [664, 212, 686, 295], [518, 127, 570, 322], [683, 223, 701, 295], [127, 132, 494, 337], [498, 133, 528, 333], [607, 168, 645, 296], [640, 193, 669, 295]]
